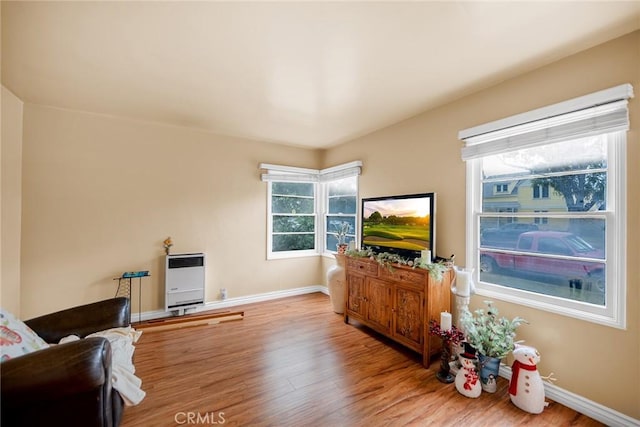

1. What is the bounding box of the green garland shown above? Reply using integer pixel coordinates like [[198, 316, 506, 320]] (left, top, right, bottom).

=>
[[345, 248, 449, 281]]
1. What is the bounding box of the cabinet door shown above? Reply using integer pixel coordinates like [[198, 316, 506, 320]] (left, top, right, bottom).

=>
[[393, 285, 424, 351], [366, 278, 391, 333], [346, 273, 366, 318]]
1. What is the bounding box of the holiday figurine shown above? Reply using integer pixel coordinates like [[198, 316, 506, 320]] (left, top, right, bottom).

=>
[[455, 342, 481, 398], [485, 373, 497, 393], [509, 344, 555, 414]]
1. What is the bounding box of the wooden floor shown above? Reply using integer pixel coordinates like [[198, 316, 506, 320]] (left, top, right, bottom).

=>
[[121, 293, 603, 427]]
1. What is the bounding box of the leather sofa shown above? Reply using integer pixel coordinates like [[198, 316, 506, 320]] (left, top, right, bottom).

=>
[[1, 297, 131, 427]]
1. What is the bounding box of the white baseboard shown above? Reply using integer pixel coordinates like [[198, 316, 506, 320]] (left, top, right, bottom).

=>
[[135, 287, 637, 426], [136, 285, 328, 322], [498, 365, 639, 426]]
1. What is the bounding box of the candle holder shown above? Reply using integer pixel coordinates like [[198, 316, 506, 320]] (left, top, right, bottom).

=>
[[437, 339, 454, 383], [429, 320, 465, 384], [450, 267, 476, 333], [449, 267, 476, 367]]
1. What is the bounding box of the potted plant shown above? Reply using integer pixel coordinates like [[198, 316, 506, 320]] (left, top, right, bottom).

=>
[[335, 221, 350, 253], [460, 300, 527, 392]]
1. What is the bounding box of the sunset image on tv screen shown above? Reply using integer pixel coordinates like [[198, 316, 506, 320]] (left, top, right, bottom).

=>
[[362, 197, 431, 252]]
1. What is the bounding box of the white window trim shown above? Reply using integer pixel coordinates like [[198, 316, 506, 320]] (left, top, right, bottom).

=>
[[266, 181, 318, 260], [321, 176, 359, 256], [461, 85, 632, 329], [261, 161, 361, 260], [459, 84, 633, 141], [260, 161, 362, 183], [465, 136, 626, 328]]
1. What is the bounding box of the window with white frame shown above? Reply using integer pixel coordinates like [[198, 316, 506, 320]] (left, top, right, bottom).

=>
[[460, 84, 632, 328], [324, 177, 358, 252], [270, 182, 316, 253], [260, 161, 361, 259], [495, 183, 509, 193]]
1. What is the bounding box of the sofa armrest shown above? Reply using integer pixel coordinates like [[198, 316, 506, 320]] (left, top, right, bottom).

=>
[[25, 297, 130, 343], [1, 337, 112, 405]]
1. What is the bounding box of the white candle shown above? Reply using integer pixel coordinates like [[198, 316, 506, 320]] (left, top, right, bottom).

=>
[[456, 271, 471, 297], [421, 250, 431, 261], [440, 311, 452, 331]]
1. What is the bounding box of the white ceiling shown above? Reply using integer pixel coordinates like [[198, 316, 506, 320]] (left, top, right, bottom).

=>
[[3, 2, 639, 149]]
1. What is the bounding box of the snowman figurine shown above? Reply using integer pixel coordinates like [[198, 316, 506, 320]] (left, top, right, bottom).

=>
[[455, 343, 481, 398], [509, 344, 549, 414]]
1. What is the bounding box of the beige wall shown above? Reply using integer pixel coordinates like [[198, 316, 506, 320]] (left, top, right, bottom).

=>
[[12, 25, 639, 420], [20, 105, 323, 319], [1, 86, 24, 315], [325, 31, 640, 419]]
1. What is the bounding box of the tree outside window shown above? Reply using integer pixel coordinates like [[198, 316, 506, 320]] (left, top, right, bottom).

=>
[[271, 182, 315, 252]]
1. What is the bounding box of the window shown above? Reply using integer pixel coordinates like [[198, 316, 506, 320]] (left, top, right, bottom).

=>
[[495, 184, 509, 193], [533, 211, 548, 225], [260, 161, 361, 258], [532, 183, 549, 199], [460, 84, 632, 328], [270, 182, 316, 253], [324, 177, 358, 252]]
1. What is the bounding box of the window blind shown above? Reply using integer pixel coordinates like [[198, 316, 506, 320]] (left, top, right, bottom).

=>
[[459, 83, 633, 161], [260, 161, 362, 183]]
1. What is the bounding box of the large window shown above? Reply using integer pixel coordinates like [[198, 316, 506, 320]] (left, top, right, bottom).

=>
[[460, 84, 632, 328], [261, 162, 361, 259]]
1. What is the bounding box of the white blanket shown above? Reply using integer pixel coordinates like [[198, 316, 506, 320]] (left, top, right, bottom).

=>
[[60, 326, 145, 406]]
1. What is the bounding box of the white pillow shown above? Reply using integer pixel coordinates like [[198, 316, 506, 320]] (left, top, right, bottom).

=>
[[0, 308, 49, 362]]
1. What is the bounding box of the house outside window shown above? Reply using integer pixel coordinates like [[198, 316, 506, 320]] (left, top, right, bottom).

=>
[[260, 161, 361, 259], [460, 84, 632, 328]]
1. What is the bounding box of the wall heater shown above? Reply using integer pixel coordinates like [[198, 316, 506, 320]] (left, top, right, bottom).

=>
[[165, 253, 205, 315]]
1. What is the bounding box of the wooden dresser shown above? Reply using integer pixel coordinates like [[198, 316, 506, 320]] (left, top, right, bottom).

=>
[[344, 256, 452, 367]]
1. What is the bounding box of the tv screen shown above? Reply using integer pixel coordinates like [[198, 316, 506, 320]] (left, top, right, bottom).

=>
[[361, 192, 435, 261]]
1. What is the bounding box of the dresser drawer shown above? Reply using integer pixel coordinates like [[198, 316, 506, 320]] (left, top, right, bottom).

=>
[[380, 266, 425, 286], [346, 257, 379, 276]]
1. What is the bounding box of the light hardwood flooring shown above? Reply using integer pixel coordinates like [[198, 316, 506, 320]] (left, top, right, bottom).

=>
[[121, 292, 603, 427]]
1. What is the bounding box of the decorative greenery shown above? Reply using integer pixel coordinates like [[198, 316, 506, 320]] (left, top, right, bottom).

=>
[[345, 248, 373, 258], [429, 320, 465, 344], [412, 257, 449, 281], [460, 301, 527, 359], [345, 248, 449, 281]]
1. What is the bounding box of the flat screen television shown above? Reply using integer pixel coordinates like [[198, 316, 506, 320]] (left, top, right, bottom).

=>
[[361, 192, 435, 262]]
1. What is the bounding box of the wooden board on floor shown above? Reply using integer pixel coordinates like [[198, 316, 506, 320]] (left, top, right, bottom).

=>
[[134, 310, 244, 332]]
